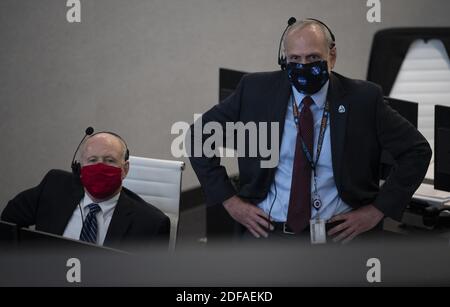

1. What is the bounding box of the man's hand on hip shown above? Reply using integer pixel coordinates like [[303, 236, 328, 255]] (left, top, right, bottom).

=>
[[223, 195, 274, 238], [327, 204, 384, 244]]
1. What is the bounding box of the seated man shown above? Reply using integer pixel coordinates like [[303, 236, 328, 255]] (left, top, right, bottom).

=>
[[1, 132, 170, 251]]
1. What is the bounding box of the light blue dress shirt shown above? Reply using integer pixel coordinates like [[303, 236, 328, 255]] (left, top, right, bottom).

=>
[[258, 81, 351, 221], [63, 192, 119, 245]]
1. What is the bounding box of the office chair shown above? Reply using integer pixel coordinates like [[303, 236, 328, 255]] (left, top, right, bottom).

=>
[[367, 27, 450, 179], [122, 156, 185, 251]]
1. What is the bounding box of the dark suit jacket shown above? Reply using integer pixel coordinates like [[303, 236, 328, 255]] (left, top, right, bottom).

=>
[[189, 71, 432, 221], [1, 169, 170, 251]]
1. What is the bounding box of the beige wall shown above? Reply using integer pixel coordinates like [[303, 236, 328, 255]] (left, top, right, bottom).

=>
[[1, 0, 449, 210]]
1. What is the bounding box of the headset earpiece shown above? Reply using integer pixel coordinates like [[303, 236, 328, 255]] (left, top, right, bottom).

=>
[[71, 161, 81, 177]]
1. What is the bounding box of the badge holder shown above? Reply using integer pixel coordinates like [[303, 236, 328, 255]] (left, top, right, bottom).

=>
[[310, 217, 327, 244], [310, 195, 326, 244]]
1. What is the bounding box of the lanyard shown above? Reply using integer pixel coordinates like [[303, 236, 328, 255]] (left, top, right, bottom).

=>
[[292, 95, 330, 212], [292, 95, 330, 174]]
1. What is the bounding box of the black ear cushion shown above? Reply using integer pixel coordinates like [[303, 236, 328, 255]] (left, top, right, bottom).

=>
[[280, 57, 287, 71], [71, 161, 81, 176]]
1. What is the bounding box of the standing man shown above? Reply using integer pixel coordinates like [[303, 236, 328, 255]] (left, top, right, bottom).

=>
[[2, 132, 170, 251], [189, 19, 431, 243]]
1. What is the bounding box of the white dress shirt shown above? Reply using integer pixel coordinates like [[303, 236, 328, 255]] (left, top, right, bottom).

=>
[[62, 192, 119, 245], [258, 81, 352, 221]]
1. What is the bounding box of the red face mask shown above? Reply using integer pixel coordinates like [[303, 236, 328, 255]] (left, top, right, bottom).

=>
[[80, 163, 123, 200]]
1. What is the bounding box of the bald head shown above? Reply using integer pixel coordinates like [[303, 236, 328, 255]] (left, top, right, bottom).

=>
[[284, 20, 334, 50], [80, 133, 128, 168], [283, 20, 336, 70]]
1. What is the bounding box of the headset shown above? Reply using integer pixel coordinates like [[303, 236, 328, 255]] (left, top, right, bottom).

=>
[[278, 17, 336, 70], [71, 127, 130, 176]]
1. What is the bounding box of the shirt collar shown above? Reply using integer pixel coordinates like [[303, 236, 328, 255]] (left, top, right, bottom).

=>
[[292, 80, 330, 109], [81, 192, 120, 217]]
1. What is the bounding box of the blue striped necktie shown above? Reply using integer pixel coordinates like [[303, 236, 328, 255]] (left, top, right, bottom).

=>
[[79, 203, 101, 244]]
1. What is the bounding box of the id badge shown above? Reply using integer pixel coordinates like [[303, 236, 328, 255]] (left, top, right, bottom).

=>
[[310, 218, 327, 244]]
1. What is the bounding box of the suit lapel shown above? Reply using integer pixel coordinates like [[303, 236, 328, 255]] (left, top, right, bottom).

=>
[[269, 71, 292, 151], [328, 73, 348, 192], [53, 176, 84, 235], [103, 191, 134, 246], [264, 71, 291, 184]]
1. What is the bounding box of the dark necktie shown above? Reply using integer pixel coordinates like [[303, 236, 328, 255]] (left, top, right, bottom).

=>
[[79, 203, 101, 244], [287, 96, 314, 233]]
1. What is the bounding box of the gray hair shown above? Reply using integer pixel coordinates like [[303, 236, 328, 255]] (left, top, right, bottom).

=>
[[283, 19, 335, 50]]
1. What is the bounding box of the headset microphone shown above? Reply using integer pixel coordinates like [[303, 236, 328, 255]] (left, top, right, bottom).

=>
[[71, 127, 94, 176], [287, 17, 297, 25], [277, 17, 297, 71]]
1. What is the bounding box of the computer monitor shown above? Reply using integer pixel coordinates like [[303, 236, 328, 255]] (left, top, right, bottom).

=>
[[435, 105, 450, 192], [380, 97, 419, 180], [18, 228, 125, 254]]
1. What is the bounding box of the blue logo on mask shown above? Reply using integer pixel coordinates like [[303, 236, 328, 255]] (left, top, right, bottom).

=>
[[311, 66, 321, 75], [286, 60, 329, 95]]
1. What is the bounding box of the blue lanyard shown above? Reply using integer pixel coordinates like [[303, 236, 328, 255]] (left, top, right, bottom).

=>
[[291, 95, 330, 177]]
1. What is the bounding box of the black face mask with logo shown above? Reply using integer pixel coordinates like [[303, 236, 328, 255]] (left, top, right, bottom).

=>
[[286, 60, 330, 95]]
